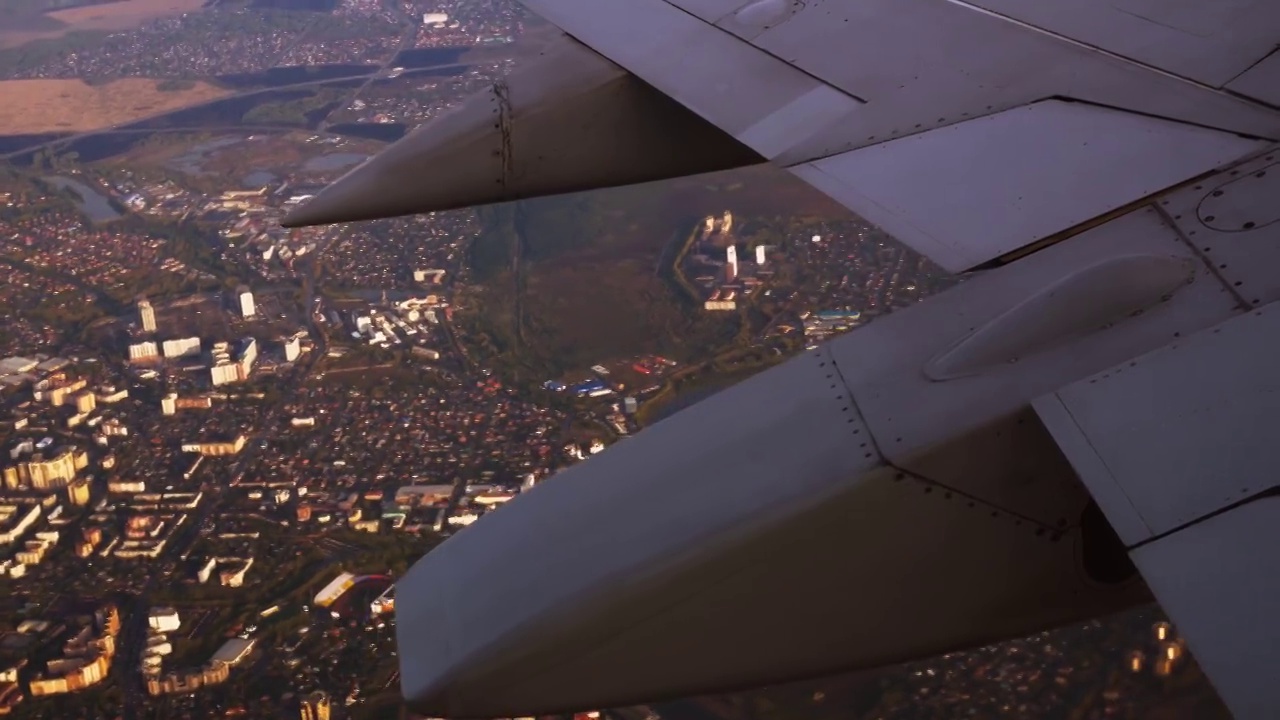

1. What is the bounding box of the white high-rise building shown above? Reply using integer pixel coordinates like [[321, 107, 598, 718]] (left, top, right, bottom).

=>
[[148, 608, 181, 633], [726, 245, 739, 281], [236, 337, 258, 380], [210, 363, 239, 386], [137, 299, 156, 333], [237, 286, 255, 319], [161, 393, 177, 416], [128, 341, 159, 361], [283, 336, 301, 362], [755, 244, 767, 266]]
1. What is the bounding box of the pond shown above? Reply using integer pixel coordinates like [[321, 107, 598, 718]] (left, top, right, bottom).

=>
[[243, 170, 279, 187], [168, 136, 244, 175], [45, 176, 121, 222], [302, 152, 369, 172]]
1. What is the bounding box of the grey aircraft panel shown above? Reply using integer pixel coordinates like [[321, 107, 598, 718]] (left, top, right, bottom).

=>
[[527, 0, 1280, 153], [1035, 303, 1280, 717], [1227, 51, 1280, 107], [955, 0, 1280, 88], [821, 205, 1244, 469], [1130, 498, 1280, 720], [788, 100, 1265, 272], [1036, 302, 1280, 544], [1158, 148, 1280, 310]]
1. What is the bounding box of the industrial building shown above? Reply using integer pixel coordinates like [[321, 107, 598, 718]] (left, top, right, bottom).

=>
[[211, 635, 253, 666], [314, 572, 358, 608]]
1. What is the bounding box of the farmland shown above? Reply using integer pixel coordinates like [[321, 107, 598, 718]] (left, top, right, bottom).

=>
[[0, 76, 228, 134]]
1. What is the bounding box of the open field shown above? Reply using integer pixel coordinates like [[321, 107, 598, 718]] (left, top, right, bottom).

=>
[[0, 0, 206, 49], [0, 77, 229, 134]]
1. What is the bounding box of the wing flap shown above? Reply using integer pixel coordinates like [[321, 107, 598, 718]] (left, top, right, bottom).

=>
[[686, 0, 1280, 143], [1035, 301, 1280, 718], [1227, 49, 1280, 107], [955, 0, 1280, 88], [790, 100, 1265, 273], [1128, 498, 1280, 720]]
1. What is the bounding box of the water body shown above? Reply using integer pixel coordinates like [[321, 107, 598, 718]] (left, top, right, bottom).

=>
[[0, 132, 70, 155], [303, 101, 342, 128], [392, 46, 469, 69], [58, 133, 154, 164], [169, 136, 243, 175], [302, 152, 368, 172], [650, 382, 733, 423], [217, 64, 377, 90], [327, 123, 406, 143], [243, 170, 278, 187], [45, 176, 121, 222]]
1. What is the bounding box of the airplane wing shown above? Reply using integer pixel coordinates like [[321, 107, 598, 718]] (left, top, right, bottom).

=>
[[283, 0, 1280, 274], [281, 1, 1280, 717]]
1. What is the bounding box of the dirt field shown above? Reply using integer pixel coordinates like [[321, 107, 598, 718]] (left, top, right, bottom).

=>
[[0, 77, 229, 134], [0, 0, 206, 49]]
